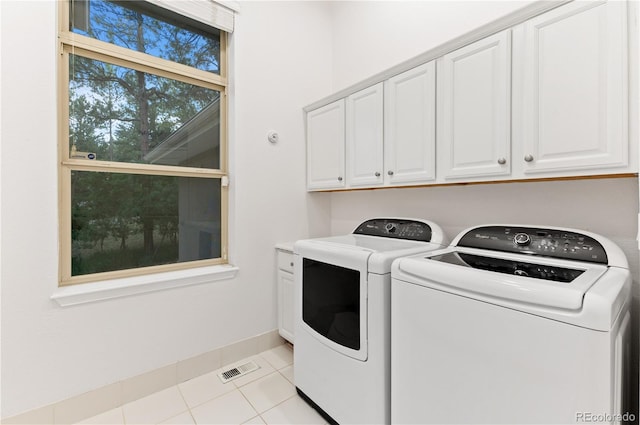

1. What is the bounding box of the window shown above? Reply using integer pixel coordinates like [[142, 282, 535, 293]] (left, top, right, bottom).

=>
[[58, 0, 229, 285]]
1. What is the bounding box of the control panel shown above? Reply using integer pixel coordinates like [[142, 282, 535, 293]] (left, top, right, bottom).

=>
[[433, 252, 585, 283], [353, 218, 432, 242], [457, 226, 608, 264]]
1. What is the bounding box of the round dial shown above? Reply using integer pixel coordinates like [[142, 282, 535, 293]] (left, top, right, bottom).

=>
[[385, 223, 397, 233], [513, 232, 531, 246]]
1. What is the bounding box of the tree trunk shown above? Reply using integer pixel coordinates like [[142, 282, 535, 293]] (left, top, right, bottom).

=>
[[143, 214, 154, 255], [135, 12, 154, 258]]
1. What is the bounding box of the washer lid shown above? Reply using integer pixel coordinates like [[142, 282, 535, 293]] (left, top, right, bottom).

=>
[[397, 248, 607, 311], [435, 251, 585, 283], [393, 247, 630, 331]]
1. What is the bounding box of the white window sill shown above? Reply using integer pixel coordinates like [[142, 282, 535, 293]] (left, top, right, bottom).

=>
[[51, 264, 239, 307]]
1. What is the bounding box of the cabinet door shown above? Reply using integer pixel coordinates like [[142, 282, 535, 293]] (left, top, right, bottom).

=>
[[513, 0, 627, 174], [384, 62, 436, 185], [346, 83, 384, 187], [437, 30, 511, 180], [306, 100, 345, 190], [278, 270, 295, 343]]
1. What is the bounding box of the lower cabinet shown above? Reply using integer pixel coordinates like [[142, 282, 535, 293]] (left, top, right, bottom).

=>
[[276, 248, 295, 343]]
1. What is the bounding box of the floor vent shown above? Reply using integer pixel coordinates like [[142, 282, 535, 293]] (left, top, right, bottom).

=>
[[218, 361, 260, 383]]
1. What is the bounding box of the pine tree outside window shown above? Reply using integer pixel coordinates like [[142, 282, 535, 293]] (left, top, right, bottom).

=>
[[58, 0, 229, 285]]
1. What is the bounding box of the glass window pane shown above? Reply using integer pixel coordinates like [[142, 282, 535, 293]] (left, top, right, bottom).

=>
[[71, 171, 221, 276], [70, 0, 221, 74], [69, 54, 221, 169]]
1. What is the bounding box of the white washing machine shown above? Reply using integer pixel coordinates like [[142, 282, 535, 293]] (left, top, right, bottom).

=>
[[294, 218, 447, 424], [391, 224, 632, 424]]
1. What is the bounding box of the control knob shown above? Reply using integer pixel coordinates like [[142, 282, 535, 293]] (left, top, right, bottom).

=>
[[513, 232, 531, 246], [385, 223, 397, 233]]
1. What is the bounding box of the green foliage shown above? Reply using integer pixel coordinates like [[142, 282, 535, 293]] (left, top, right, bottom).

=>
[[71, 172, 180, 270], [72, 236, 179, 276], [69, 1, 221, 275]]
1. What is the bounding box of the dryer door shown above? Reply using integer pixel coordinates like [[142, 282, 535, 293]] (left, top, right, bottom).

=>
[[295, 240, 370, 361]]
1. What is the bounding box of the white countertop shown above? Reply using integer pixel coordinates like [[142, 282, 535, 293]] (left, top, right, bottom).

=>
[[275, 242, 295, 252]]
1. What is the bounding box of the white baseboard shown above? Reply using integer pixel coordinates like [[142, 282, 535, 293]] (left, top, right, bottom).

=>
[[2, 329, 285, 424]]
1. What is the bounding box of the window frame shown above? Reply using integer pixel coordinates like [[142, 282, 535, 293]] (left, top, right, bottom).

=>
[[57, 0, 229, 286]]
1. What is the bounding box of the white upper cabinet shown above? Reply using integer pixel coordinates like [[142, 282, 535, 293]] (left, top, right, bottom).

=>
[[346, 83, 384, 188], [306, 100, 345, 190], [513, 0, 628, 175], [305, 0, 634, 191], [437, 30, 512, 181], [384, 62, 436, 185]]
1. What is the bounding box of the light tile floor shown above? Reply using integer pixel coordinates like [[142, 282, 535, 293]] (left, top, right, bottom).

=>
[[77, 344, 327, 425]]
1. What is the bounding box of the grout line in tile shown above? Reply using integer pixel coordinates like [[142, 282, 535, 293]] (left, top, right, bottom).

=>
[[257, 346, 294, 372], [175, 385, 198, 425], [178, 381, 235, 413], [277, 367, 294, 386], [256, 391, 300, 425], [181, 408, 196, 425], [236, 372, 287, 421], [237, 385, 259, 417], [221, 387, 260, 425], [176, 384, 189, 407]]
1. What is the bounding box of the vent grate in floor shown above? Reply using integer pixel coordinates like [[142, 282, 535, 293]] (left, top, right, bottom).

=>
[[218, 361, 260, 383]]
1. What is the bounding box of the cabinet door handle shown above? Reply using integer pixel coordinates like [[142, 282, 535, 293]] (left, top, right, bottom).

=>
[[338, 176, 343, 181], [387, 170, 394, 176], [524, 154, 534, 162], [290, 262, 294, 267], [375, 172, 381, 177], [497, 158, 506, 165]]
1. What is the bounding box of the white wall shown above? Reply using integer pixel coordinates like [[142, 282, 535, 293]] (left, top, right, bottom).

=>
[[0, 0, 332, 417], [329, 178, 639, 259], [328, 0, 536, 91]]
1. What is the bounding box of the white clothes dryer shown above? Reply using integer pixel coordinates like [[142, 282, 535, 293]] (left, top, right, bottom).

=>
[[391, 224, 632, 424], [294, 218, 447, 425]]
